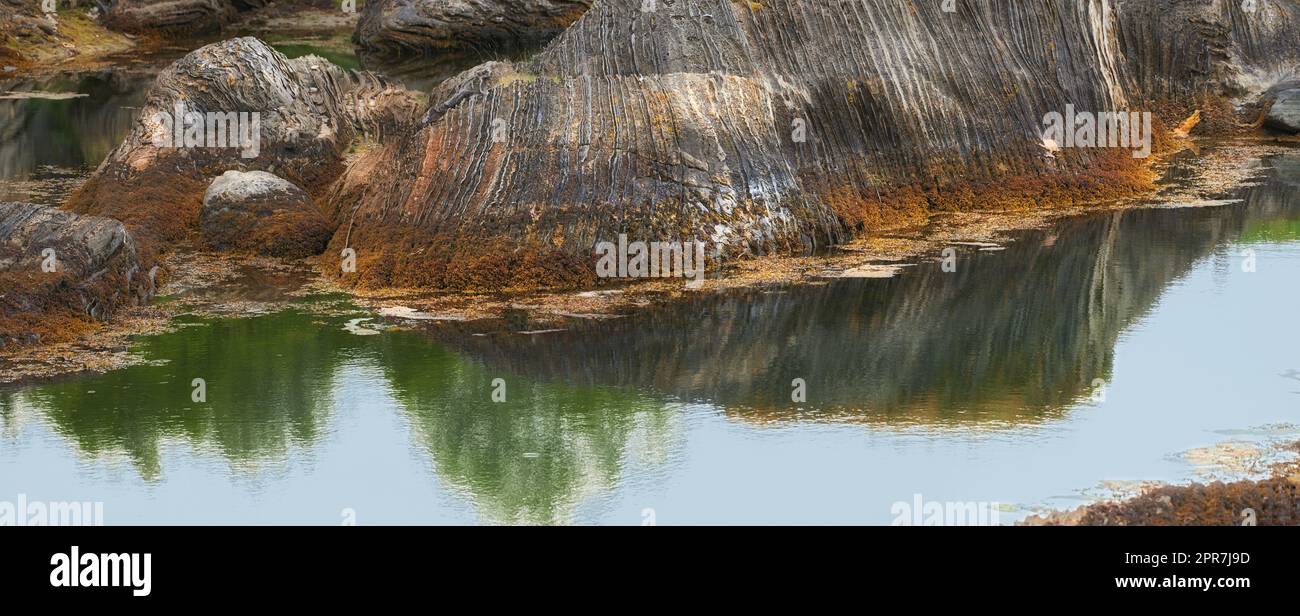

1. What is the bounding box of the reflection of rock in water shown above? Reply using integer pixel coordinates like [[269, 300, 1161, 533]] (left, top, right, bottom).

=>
[[375, 333, 680, 525], [9, 308, 684, 525], [429, 156, 1300, 427], [0, 71, 153, 181]]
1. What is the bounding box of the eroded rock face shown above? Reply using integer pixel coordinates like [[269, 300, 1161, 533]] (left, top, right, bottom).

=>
[[355, 0, 592, 59], [325, 0, 1300, 291], [0, 202, 153, 346], [67, 37, 422, 248], [104, 0, 238, 35], [200, 170, 332, 257], [1265, 89, 1300, 134]]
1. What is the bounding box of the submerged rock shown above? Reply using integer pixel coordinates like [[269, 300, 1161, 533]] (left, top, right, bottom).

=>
[[325, 0, 1300, 291], [1265, 89, 1300, 134], [355, 0, 592, 59], [67, 37, 422, 249], [200, 170, 332, 258], [0, 202, 153, 345]]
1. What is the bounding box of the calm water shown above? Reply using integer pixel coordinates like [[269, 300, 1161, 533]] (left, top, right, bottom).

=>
[[3, 151, 1299, 524]]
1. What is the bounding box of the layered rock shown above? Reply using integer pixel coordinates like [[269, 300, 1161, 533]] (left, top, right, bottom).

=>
[[355, 0, 592, 59], [1265, 89, 1300, 133], [103, 0, 237, 35], [67, 37, 422, 250], [324, 0, 1300, 291], [101, 0, 334, 36], [0, 202, 153, 347], [200, 170, 332, 257]]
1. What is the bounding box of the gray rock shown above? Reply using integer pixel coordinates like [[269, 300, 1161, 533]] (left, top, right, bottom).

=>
[[103, 0, 237, 35], [0, 202, 152, 322], [327, 0, 1300, 291], [1265, 89, 1300, 134], [200, 170, 333, 258], [68, 37, 421, 246], [356, 0, 592, 59]]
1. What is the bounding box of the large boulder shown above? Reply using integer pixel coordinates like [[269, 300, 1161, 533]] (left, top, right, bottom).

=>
[[103, 0, 238, 35], [355, 0, 592, 59], [67, 37, 422, 250], [324, 0, 1300, 291], [100, 0, 333, 36], [200, 170, 332, 257], [0, 202, 153, 346], [1265, 89, 1300, 134]]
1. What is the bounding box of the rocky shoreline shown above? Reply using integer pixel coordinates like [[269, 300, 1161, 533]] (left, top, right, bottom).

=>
[[3, 1, 1300, 525], [4, 0, 1300, 361]]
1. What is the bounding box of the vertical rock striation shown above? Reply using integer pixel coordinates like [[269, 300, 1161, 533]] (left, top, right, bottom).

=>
[[326, 0, 1300, 290], [355, 0, 594, 59]]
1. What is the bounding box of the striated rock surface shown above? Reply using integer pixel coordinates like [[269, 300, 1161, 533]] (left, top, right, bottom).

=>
[[200, 170, 332, 257], [101, 0, 334, 36], [67, 37, 423, 250], [103, 0, 237, 35], [324, 0, 1300, 291], [0, 202, 153, 347], [355, 0, 592, 59]]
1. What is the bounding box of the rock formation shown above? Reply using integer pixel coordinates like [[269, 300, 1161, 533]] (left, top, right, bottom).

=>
[[200, 170, 332, 257], [1265, 89, 1300, 133], [323, 0, 1300, 290], [355, 0, 592, 59], [100, 0, 334, 36], [71, 1, 1300, 293], [103, 0, 237, 35], [67, 37, 422, 251], [0, 202, 153, 347]]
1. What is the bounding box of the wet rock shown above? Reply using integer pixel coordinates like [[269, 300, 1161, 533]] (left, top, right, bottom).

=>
[[67, 37, 422, 248], [200, 170, 332, 258], [355, 0, 592, 59], [104, 0, 237, 35], [1265, 89, 1300, 134], [0, 202, 153, 343]]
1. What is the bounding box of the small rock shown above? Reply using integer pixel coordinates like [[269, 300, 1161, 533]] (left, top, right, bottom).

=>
[[200, 170, 333, 258], [1265, 89, 1300, 134]]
